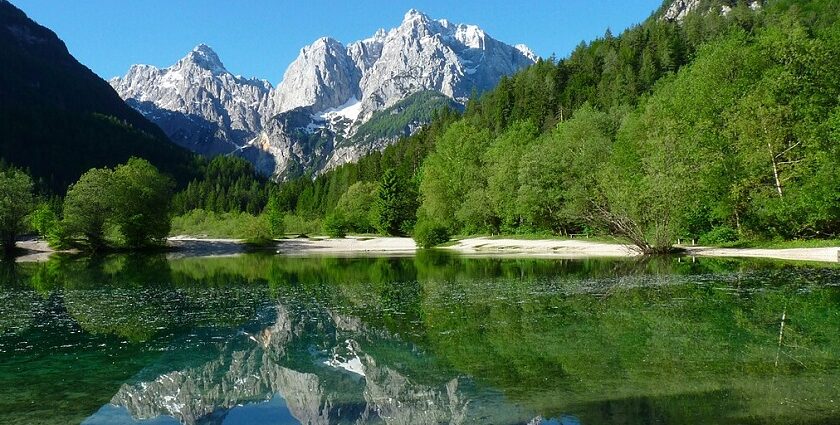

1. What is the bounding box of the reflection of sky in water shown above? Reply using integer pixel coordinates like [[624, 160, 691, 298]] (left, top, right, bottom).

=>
[[84, 394, 300, 425]]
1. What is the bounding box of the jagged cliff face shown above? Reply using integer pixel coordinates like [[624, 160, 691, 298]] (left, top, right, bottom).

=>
[[663, 0, 762, 22], [110, 45, 273, 155], [111, 10, 537, 179], [105, 303, 532, 425], [273, 9, 537, 123]]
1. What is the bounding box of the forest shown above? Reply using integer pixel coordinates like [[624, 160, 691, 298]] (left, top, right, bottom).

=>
[[251, 0, 840, 252]]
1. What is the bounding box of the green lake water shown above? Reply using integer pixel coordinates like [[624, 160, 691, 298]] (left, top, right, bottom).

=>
[[0, 252, 838, 424]]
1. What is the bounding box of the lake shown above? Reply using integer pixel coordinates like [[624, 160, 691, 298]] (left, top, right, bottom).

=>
[[0, 252, 838, 424]]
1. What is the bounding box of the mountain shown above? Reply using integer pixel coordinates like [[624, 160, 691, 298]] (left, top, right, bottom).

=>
[[0, 0, 197, 191], [111, 9, 537, 179], [109, 44, 273, 156]]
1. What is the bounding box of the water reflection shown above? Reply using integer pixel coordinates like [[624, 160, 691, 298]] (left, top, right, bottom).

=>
[[0, 253, 838, 424]]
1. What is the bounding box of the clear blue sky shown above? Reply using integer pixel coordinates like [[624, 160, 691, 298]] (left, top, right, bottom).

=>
[[12, 0, 662, 83]]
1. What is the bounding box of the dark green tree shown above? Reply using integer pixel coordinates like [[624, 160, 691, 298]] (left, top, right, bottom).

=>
[[112, 158, 174, 248], [264, 193, 285, 238], [0, 168, 35, 254], [63, 167, 114, 250], [373, 169, 416, 236]]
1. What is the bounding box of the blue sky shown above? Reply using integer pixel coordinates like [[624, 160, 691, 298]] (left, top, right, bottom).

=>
[[13, 0, 662, 82]]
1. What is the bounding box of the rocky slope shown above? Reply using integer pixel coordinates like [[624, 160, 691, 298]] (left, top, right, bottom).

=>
[[663, 0, 762, 22], [111, 10, 537, 179], [110, 44, 273, 155]]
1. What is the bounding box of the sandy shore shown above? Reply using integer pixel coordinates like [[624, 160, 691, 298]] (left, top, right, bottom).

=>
[[9, 236, 840, 264], [447, 238, 839, 263], [274, 236, 417, 256], [445, 237, 640, 258], [14, 239, 57, 262], [683, 246, 840, 264]]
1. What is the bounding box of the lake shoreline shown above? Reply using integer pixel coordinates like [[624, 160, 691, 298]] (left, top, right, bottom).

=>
[[11, 236, 840, 264]]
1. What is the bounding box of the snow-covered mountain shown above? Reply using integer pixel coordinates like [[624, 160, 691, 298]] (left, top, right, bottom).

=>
[[111, 10, 537, 179], [110, 44, 273, 155]]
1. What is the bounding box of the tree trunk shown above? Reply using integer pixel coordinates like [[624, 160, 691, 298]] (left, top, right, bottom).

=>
[[1, 233, 16, 257], [768, 142, 784, 198]]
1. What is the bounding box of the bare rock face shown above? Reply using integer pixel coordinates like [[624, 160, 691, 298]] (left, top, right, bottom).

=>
[[111, 11, 537, 179], [663, 0, 762, 22], [110, 44, 273, 155], [663, 0, 702, 21], [271, 37, 362, 114]]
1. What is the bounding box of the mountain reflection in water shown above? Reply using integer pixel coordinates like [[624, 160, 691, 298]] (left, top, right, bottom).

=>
[[0, 252, 838, 424]]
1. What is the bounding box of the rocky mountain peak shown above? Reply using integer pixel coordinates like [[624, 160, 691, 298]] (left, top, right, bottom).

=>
[[180, 43, 226, 74], [402, 8, 430, 23], [112, 10, 537, 180]]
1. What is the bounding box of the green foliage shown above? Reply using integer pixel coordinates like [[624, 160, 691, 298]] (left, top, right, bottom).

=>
[[170, 209, 271, 240], [0, 167, 35, 253], [373, 169, 418, 236], [282, 214, 322, 236], [171, 156, 270, 216], [412, 220, 451, 248], [243, 215, 273, 245], [62, 167, 114, 250], [62, 158, 174, 250], [334, 181, 378, 233], [263, 194, 285, 238], [29, 202, 58, 239], [323, 212, 349, 238], [111, 158, 174, 248], [699, 226, 740, 245], [418, 121, 490, 232]]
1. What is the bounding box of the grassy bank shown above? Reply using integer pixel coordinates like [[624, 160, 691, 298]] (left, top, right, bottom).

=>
[[170, 210, 322, 239]]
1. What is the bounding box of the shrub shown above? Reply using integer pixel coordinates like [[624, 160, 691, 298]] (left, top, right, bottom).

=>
[[283, 214, 321, 236], [699, 226, 739, 245], [413, 220, 451, 248], [170, 209, 268, 240], [323, 212, 349, 238], [244, 215, 273, 245]]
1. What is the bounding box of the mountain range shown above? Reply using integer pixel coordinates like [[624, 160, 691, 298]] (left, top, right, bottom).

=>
[[110, 9, 538, 179]]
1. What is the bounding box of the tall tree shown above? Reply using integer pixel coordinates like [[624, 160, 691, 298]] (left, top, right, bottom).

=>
[[0, 168, 34, 254], [373, 169, 416, 236], [63, 167, 114, 250], [112, 158, 174, 248]]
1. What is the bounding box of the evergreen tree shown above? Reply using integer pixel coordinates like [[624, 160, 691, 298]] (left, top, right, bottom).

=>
[[264, 194, 285, 238], [373, 169, 416, 236]]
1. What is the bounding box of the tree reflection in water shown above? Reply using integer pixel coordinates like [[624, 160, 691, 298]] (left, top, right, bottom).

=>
[[0, 252, 838, 424]]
